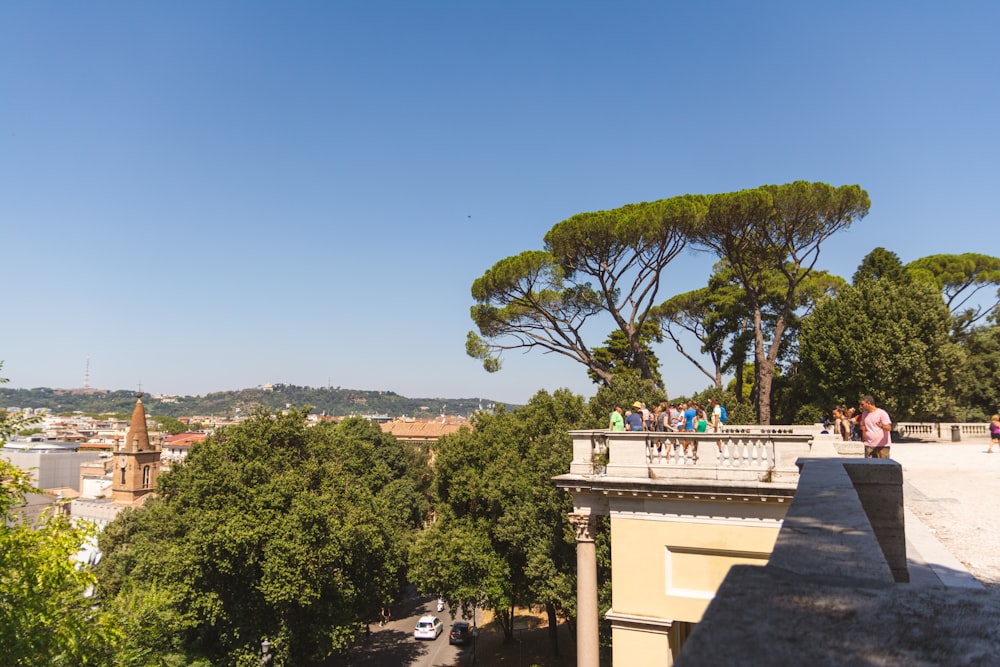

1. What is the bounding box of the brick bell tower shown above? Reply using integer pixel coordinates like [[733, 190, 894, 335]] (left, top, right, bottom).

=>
[[112, 392, 161, 506]]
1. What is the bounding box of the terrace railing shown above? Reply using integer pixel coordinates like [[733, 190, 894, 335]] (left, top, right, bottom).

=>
[[568, 429, 816, 484], [895, 422, 990, 439]]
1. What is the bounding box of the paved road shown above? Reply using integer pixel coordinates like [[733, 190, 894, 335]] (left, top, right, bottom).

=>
[[340, 595, 474, 667], [892, 441, 1000, 590]]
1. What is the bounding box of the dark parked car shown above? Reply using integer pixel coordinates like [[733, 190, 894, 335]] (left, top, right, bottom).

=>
[[449, 621, 471, 645]]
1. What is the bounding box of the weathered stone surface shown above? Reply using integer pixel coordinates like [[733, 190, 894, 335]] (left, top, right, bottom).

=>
[[676, 566, 1000, 667], [774, 459, 894, 583], [676, 457, 1000, 666], [845, 460, 908, 582]]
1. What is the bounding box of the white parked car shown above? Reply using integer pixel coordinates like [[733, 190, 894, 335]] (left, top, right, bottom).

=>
[[414, 614, 443, 640]]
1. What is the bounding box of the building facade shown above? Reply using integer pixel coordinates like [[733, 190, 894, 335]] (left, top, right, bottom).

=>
[[554, 429, 817, 665]]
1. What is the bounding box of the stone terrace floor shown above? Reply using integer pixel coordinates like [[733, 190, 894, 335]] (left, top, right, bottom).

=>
[[890, 440, 1000, 590]]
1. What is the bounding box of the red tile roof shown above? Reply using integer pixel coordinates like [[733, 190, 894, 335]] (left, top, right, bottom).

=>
[[380, 419, 468, 442], [162, 432, 208, 447]]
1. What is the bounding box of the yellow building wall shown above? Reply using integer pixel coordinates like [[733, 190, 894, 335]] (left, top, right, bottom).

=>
[[610, 506, 783, 623], [613, 626, 672, 667]]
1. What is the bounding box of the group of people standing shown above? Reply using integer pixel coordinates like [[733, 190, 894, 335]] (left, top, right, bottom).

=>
[[609, 400, 723, 433], [831, 398, 1000, 458], [828, 395, 892, 458], [830, 405, 863, 442], [609, 399, 726, 460]]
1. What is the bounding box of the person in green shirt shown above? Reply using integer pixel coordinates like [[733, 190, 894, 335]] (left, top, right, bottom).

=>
[[695, 407, 708, 433], [609, 404, 625, 431]]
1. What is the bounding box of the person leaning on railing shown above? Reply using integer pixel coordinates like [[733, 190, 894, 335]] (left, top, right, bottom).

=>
[[653, 402, 670, 453], [624, 401, 645, 432], [609, 404, 625, 432]]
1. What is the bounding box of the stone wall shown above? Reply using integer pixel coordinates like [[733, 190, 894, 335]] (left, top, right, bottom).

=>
[[674, 457, 1000, 666]]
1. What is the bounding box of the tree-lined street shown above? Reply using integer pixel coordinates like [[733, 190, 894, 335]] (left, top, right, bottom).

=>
[[339, 596, 468, 667]]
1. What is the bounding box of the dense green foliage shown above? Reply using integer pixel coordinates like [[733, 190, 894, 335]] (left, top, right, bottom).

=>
[[689, 182, 871, 423], [149, 414, 192, 435], [470, 181, 870, 423], [656, 261, 845, 403], [0, 460, 118, 666], [466, 184, 1000, 425], [587, 324, 664, 387], [952, 321, 1000, 420], [1, 363, 118, 666], [588, 371, 666, 428], [724, 248, 1000, 423], [409, 389, 587, 657], [854, 247, 911, 284], [468, 196, 704, 386], [796, 267, 963, 421], [96, 410, 430, 666], [907, 252, 1000, 328]]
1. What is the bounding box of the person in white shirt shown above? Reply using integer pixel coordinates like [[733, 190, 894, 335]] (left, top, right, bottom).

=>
[[710, 398, 723, 452]]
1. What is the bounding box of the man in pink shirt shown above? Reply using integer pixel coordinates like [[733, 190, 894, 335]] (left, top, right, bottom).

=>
[[860, 395, 892, 458]]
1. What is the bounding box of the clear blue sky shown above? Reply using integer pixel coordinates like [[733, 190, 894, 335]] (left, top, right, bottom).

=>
[[2, 1, 997, 406]]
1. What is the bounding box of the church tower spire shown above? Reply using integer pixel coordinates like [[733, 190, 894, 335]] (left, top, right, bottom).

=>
[[125, 392, 151, 452], [112, 392, 161, 506]]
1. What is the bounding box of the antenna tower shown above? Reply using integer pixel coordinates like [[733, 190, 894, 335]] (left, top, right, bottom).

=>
[[84, 357, 91, 390]]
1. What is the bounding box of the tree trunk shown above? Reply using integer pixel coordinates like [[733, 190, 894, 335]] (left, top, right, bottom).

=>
[[497, 604, 515, 642], [754, 305, 789, 425], [753, 306, 772, 425], [735, 357, 745, 406], [756, 361, 773, 425], [545, 601, 561, 658], [632, 335, 654, 382], [731, 317, 752, 409]]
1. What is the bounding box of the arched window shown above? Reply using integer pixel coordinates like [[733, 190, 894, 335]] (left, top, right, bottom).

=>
[[142, 466, 151, 488]]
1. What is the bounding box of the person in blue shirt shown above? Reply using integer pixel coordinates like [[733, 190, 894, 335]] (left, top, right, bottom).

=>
[[625, 401, 645, 431], [683, 403, 697, 431], [682, 402, 698, 460]]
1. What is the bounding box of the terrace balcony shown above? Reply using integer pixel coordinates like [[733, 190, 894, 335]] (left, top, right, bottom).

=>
[[567, 427, 817, 484], [555, 428, 822, 667], [556, 425, 1000, 666]]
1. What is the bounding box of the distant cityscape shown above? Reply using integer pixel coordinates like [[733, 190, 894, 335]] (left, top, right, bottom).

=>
[[1, 383, 506, 420], [2, 392, 473, 532]]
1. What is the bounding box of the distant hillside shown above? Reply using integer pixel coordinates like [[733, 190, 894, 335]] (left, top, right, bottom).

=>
[[0, 385, 508, 419]]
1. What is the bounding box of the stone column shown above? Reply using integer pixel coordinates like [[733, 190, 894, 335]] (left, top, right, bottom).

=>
[[570, 511, 600, 667]]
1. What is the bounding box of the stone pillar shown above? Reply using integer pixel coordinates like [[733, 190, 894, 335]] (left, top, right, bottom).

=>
[[570, 511, 600, 667], [844, 460, 908, 582]]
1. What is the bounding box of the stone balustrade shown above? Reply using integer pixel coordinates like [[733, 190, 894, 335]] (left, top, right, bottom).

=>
[[567, 422, 992, 486], [568, 429, 817, 484], [896, 421, 990, 439]]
